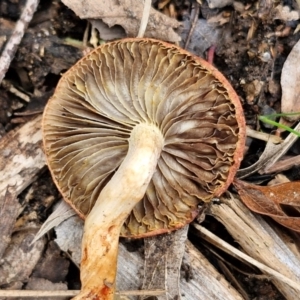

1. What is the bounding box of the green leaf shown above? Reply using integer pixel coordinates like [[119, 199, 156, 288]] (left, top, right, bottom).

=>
[[259, 113, 300, 138]]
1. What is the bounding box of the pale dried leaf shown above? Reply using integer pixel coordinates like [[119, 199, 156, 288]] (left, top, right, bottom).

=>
[[281, 38, 300, 121], [267, 174, 290, 185], [90, 20, 126, 41], [207, 0, 234, 9], [31, 200, 76, 245], [275, 5, 299, 22], [54, 215, 83, 266], [61, 0, 181, 42]]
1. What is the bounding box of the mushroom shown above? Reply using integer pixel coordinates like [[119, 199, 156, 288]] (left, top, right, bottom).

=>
[[42, 38, 246, 299]]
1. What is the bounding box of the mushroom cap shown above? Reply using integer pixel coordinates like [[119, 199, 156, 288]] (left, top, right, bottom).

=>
[[42, 38, 246, 238]]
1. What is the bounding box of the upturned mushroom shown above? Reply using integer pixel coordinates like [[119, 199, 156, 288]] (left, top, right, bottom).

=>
[[42, 38, 246, 299]]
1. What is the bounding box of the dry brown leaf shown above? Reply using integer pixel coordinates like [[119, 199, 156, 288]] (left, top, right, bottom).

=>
[[281, 38, 300, 121], [61, 0, 181, 42], [234, 179, 300, 232]]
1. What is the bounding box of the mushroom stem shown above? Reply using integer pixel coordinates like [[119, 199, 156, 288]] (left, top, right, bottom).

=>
[[73, 123, 164, 300]]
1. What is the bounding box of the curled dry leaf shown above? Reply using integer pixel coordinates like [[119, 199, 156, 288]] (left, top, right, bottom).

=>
[[234, 179, 300, 232], [61, 0, 181, 42], [281, 38, 300, 121]]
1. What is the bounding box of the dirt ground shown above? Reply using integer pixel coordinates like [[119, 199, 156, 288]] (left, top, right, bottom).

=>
[[1, 0, 300, 299]]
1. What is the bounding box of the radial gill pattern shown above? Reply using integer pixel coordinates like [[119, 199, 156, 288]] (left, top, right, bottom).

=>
[[43, 38, 245, 238]]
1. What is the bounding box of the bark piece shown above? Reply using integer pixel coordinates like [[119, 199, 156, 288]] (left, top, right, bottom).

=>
[[0, 231, 45, 286], [0, 115, 45, 257], [54, 215, 243, 299], [140, 226, 188, 300], [32, 241, 69, 283], [210, 196, 300, 300]]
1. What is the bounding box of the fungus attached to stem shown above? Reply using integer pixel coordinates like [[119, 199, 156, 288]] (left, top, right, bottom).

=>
[[42, 38, 246, 299], [79, 124, 163, 298]]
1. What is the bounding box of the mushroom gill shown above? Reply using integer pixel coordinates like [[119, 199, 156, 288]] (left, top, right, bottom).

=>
[[42, 38, 245, 299]]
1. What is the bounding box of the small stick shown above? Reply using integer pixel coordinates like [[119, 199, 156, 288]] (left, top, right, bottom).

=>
[[1, 79, 30, 102], [0, 0, 40, 84], [137, 0, 152, 38], [246, 127, 282, 144], [184, 2, 200, 49], [0, 289, 165, 298], [193, 223, 300, 292]]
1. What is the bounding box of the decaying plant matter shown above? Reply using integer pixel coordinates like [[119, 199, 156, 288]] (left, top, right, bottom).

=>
[[42, 38, 246, 299]]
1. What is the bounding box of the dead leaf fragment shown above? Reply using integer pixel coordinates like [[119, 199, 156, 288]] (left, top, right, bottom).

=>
[[242, 79, 263, 104], [234, 179, 300, 232], [61, 0, 181, 42], [181, 18, 221, 57], [274, 5, 299, 22], [90, 20, 126, 41], [207, 0, 234, 9], [281, 39, 300, 121]]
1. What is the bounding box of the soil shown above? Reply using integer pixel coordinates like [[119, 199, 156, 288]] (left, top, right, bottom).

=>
[[1, 0, 300, 299]]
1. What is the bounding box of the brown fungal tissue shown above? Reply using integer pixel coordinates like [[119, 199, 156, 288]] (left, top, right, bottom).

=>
[[42, 38, 246, 299]]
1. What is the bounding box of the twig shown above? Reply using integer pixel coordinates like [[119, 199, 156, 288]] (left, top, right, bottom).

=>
[[238, 121, 300, 177], [193, 223, 300, 292], [0, 0, 40, 84], [263, 154, 300, 174], [184, 2, 200, 49], [246, 127, 282, 144], [0, 289, 165, 298], [1, 79, 30, 102], [137, 0, 152, 38]]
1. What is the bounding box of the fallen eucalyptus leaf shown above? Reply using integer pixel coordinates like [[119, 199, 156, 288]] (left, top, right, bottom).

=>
[[234, 179, 300, 232], [281, 39, 300, 121], [31, 200, 76, 245]]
